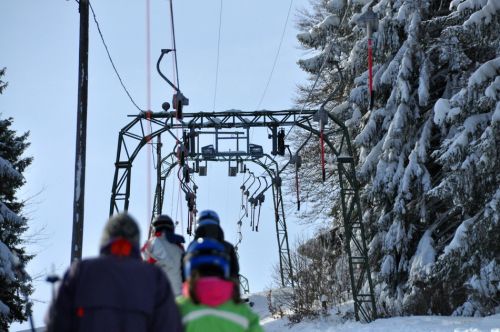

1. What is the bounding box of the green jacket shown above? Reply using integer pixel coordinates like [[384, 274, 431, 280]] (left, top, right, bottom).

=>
[[177, 297, 264, 332]]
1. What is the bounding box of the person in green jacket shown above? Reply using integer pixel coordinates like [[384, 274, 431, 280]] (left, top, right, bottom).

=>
[[177, 237, 263, 332]]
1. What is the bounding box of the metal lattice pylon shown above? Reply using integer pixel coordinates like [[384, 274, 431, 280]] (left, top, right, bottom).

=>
[[108, 109, 376, 322]]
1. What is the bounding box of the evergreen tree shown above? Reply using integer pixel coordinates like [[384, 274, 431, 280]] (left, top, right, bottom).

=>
[[289, 0, 499, 316], [0, 68, 34, 331]]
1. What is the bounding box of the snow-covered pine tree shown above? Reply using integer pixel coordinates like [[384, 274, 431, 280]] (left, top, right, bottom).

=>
[[290, 0, 499, 317], [0, 68, 33, 331]]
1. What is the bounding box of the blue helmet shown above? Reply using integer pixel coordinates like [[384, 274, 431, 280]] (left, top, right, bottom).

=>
[[183, 238, 230, 279], [196, 209, 220, 225]]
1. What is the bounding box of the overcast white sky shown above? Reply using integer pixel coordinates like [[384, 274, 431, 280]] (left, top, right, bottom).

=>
[[0, 0, 319, 329]]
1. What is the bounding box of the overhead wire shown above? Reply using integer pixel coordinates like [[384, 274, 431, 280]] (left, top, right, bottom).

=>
[[169, 0, 181, 89], [88, 1, 146, 112], [146, 0, 153, 226], [166, 0, 187, 233], [213, 0, 223, 111], [256, 0, 294, 110]]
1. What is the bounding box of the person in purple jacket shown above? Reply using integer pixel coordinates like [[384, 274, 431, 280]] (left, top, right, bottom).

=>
[[45, 212, 183, 332]]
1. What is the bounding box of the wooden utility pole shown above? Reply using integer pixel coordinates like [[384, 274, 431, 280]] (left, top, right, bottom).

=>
[[71, 0, 89, 262]]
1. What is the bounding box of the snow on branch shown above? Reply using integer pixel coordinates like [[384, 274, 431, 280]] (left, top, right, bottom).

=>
[[433, 98, 462, 126], [297, 44, 339, 73], [462, 0, 500, 26], [467, 57, 500, 88], [327, 0, 346, 12], [456, 0, 488, 11], [359, 137, 384, 180], [0, 241, 17, 282], [0, 201, 24, 226], [0, 156, 23, 182], [380, 45, 407, 86], [355, 108, 385, 146], [408, 230, 436, 282], [493, 101, 500, 123], [442, 215, 476, 256], [418, 58, 431, 107], [483, 188, 500, 224], [436, 113, 491, 165], [297, 15, 341, 49], [485, 76, 500, 99]]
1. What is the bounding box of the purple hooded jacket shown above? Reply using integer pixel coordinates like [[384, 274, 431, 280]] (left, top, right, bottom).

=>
[[45, 242, 183, 332]]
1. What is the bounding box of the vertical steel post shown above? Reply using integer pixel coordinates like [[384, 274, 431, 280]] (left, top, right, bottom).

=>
[[153, 135, 163, 218], [71, 0, 89, 262]]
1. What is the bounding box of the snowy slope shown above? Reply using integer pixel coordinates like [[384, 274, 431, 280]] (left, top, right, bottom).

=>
[[248, 292, 500, 331]]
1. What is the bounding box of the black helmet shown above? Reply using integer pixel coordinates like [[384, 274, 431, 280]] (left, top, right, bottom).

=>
[[152, 214, 174, 233], [194, 222, 225, 241], [183, 238, 230, 279], [196, 209, 220, 225]]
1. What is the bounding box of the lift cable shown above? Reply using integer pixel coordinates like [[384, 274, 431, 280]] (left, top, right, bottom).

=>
[[146, 0, 153, 228], [213, 0, 223, 111], [166, 0, 188, 234], [256, 0, 294, 109], [168, 0, 181, 89], [87, 1, 145, 112]]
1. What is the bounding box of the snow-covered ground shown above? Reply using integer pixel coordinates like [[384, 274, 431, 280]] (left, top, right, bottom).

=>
[[248, 292, 500, 332]]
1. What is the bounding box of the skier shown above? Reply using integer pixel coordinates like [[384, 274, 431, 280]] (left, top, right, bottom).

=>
[[142, 214, 185, 296], [194, 209, 239, 279], [177, 237, 263, 332], [45, 212, 182, 332]]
